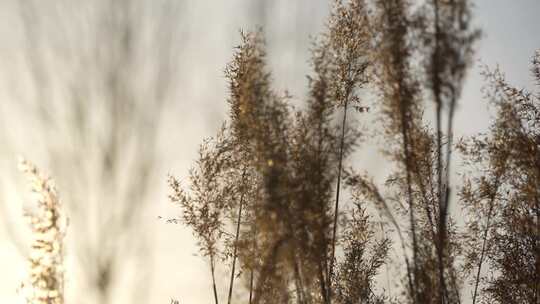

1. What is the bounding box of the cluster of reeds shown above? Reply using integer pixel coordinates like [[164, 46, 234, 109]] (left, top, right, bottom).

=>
[[168, 1, 387, 303], [168, 0, 538, 303], [458, 51, 540, 304]]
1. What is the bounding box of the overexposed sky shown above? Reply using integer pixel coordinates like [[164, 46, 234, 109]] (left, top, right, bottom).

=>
[[0, 1, 539, 303]]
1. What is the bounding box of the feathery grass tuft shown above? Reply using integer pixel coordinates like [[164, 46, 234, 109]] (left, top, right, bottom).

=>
[[18, 158, 66, 304]]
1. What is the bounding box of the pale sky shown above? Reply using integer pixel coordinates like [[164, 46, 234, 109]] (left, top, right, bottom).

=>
[[0, 1, 539, 303]]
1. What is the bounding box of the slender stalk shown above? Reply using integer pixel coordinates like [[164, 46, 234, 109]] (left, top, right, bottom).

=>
[[471, 206, 493, 304], [389, 189, 416, 303], [535, 201, 539, 304], [431, 1, 449, 302], [440, 85, 458, 303], [380, 222, 392, 298], [292, 253, 306, 304], [534, 160, 540, 304], [249, 268, 254, 304], [328, 99, 349, 300], [435, 92, 447, 304], [318, 262, 329, 304], [368, 169, 416, 302], [471, 174, 503, 304], [249, 224, 257, 304], [401, 110, 418, 304], [251, 238, 286, 304], [227, 169, 247, 304], [210, 257, 219, 304], [283, 211, 307, 303]]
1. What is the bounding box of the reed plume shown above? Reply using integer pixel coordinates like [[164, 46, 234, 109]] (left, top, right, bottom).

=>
[[459, 51, 540, 304], [18, 158, 66, 304]]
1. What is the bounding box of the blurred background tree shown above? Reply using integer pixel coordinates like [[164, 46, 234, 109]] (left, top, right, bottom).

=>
[[2, 0, 183, 303]]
